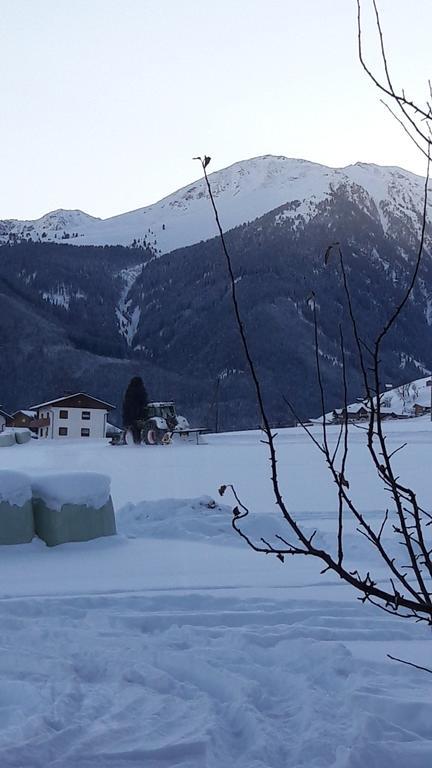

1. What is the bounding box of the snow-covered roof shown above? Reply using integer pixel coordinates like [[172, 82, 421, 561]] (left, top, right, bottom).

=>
[[335, 404, 368, 414], [13, 410, 36, 418], [30, 393, 115, 410]]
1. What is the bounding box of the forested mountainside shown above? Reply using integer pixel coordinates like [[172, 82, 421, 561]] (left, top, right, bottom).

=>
[[1, 166, 431, 428]]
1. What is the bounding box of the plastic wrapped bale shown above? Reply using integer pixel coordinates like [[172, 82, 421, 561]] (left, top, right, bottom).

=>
[[0, 470, 34, 544], [0, 432, 16, 448], [14, 429, 32, 445], [31, 472, 116, 547]]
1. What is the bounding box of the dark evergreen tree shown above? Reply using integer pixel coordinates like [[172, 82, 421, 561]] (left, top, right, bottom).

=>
[[122, 376, 149, 443]]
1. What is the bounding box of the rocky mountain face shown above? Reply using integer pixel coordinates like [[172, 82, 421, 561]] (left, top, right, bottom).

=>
[[0, 156, 431, 429]]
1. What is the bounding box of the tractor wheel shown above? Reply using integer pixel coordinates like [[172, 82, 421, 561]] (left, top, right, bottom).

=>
[[142, 421, 166, 445]]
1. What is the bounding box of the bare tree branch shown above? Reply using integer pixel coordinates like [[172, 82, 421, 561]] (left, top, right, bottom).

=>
[[387, 654, 432, 675], [195, 1, 432, 635]]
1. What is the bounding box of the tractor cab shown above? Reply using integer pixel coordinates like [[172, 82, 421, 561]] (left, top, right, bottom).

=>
[[144, 402, 176, 422]]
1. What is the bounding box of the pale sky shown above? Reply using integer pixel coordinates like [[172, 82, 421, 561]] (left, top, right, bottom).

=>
[[0, 0, 431, 220]]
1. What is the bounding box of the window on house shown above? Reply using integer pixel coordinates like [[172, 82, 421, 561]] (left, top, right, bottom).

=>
[[82, 411, 91, 420], [59, 427, 68, 436], [59, 410, 68, 419], [45, 428, 48, 437], [81, 428, 90, 437], [39, 428, 43, 437]]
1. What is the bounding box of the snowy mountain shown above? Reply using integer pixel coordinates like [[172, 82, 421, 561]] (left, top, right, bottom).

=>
[[1, 155, 431, 254], [1, 154, 432, 427]]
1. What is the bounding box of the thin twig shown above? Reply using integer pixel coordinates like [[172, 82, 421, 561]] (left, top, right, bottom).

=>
[[387, 654, 432, 674]]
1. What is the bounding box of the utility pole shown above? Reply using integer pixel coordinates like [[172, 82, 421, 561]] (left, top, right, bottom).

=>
[[215, 376, 220, 434], [207, 376, 221, 434]]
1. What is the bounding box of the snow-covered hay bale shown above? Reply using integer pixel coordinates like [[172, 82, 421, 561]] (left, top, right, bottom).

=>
[[0, 470, 34, 544], [31, 472, 116, 547], [14, 428, 32, 444], [0, 431, 16, 448]]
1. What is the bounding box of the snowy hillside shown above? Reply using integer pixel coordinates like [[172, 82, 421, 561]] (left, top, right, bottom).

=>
[[378, 375, 432, 416], [1, 155, 431, 253], [323, 374, 432, 421]]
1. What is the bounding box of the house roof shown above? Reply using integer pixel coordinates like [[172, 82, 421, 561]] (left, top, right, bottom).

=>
[[13, 410, 37, 418], [0, 408, 11, 419], [106, 422, 122, 432], [333, 403, 368, 415], [30, 392, 115, 410]]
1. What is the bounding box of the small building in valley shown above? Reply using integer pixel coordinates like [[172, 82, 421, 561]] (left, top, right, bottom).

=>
[[8, 410, 40, 434], [331, 404, 369, 424], [106, 422, 122, 439], [29, 393, 115, 439], [0, 408, 11, 432], [412, 403, 431, 418]]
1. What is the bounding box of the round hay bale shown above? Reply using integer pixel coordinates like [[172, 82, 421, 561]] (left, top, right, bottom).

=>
[[31, 472, 116, 546], [0, 432, 16, 448], [14, 429, 32, 444], [0, 470, 34, 544]]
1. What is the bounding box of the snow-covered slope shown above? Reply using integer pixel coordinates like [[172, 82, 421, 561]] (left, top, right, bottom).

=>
[[1, 155, 430, 253], [323, 374, 432, 422], [375, 375, 432, 416]]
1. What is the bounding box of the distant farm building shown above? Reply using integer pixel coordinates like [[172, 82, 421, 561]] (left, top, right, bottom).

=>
[[412, 403, 431, 418], [0, 408, 11, 432], [331, 405, 369, 424], [106, 422, 123, 439], [8, 410, 40, 434], [327, 403, 405, 424], [29, 393, 115, 439]]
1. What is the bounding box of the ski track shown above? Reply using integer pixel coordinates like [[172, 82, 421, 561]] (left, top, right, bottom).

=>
[[0, 591, 430, 767]]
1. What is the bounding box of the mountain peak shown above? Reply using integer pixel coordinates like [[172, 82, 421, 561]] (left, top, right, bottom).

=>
[[0, 155, 429, 252]]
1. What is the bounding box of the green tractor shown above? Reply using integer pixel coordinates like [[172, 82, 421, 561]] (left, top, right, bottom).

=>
[[137, 401, 190, 445], [111, 401, 205, 446]]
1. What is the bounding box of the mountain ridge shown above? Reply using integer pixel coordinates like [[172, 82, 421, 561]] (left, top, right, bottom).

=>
[[1, 154, 432, 428], [1, 155, 430, 254]]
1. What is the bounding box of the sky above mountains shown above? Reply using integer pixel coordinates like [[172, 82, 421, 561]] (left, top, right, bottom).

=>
[[1, 0, 431, 220]]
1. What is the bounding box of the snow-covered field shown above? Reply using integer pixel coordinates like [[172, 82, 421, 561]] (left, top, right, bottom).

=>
[[0, 421, 431, 766]]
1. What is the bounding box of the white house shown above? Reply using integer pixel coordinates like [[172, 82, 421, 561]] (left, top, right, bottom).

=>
[[0, 409, 11, 432], [29, 393, 115, 440]]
